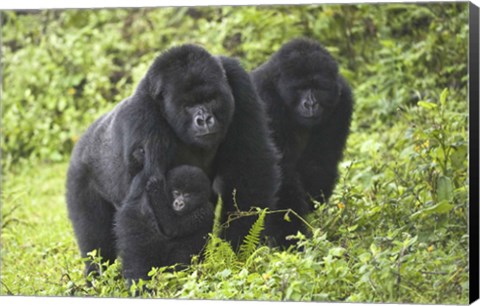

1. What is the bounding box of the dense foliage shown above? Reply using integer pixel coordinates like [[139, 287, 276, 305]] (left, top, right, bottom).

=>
[[1, 3, 470, 303]]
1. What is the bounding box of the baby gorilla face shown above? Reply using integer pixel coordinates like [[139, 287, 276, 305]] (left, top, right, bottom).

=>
[[166, 165, 211, 216], [171, 189, 194, 213]]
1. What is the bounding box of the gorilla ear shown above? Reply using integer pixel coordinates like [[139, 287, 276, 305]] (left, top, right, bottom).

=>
[[150, 78, 164, 101], [145, 70, 164, 101]]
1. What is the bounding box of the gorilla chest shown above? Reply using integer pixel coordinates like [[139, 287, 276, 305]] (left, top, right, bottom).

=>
[[282, 126, 311, 163], [295, 129, 311, 156], [172, 144, 217, 178]]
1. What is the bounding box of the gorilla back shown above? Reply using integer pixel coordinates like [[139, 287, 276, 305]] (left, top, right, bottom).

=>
[[66, 44, 280, 276], [251, 38, 354, 247]]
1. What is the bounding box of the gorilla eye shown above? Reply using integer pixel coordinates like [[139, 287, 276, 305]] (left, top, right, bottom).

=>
[[172, 190, 180, 198], [319, 90, 339, 106], [183, 193, 190, 198], [132, 147, 145, 162], [156, 89, 164, 100]]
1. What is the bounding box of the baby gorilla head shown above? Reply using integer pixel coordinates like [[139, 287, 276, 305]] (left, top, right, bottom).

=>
[[166, 165, 211, 215]]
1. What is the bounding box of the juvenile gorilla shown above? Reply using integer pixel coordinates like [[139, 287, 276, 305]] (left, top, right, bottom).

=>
[[66, 44, 280, 277], [251, 38, 354, 247], [115, 165, 213, 281]]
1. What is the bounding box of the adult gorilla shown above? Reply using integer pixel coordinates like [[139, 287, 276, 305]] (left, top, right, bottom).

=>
[[251, 38, 354, 247], [66, 44, 280, 277]]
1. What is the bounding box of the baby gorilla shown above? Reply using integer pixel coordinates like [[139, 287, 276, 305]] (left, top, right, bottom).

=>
[[115, 165, 214, 282]]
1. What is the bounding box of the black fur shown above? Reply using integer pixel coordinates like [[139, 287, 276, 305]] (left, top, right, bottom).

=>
[[251, 38, 354, 247], [66, 44, 280, 278], [114, 166, 213, 281]]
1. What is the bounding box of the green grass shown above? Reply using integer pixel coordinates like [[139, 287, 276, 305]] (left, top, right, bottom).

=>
[[1, 162, 84, 296]]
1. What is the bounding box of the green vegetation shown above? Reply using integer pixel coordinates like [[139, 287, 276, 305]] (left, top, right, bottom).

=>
[[1, 3, 469, 303]]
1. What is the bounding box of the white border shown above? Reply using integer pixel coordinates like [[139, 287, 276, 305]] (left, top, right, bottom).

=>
[[0, 0, 477, 10]]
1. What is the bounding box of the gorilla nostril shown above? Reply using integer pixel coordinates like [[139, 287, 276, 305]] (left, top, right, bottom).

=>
[[205, 115, 214, 127], [173, 199, 185, 211], [303, 100, 312, 109], [195, 113, 215, 129], [195, 116, 205, 127], [303, 98, 318, 111]]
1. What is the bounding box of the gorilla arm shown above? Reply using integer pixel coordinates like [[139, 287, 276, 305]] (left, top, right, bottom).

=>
[[113, 173, 167, 281], [214, 56, 281, 248]]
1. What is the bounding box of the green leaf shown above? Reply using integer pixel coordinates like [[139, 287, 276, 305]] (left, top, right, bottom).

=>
[[440, 88, 449, 106], [417, 101, 438, 110], [403, 235, 418, 248], [428, 200, 454, 214], [450, 145, 467, 168], [358, 252, 372, 263], [436, 176, 454, 202], [411, 201, 454, 219], [347, 224, 359, 232], [218, 269, 232, 278], [329, 247, 346, 257]]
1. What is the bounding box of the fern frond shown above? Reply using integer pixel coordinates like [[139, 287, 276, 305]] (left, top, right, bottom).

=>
[[203, 234, 238, 271], [244, 245, 271, 269], [238, 208, 267, 262]]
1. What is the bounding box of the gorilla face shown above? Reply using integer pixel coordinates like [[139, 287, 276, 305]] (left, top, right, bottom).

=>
[[150, 48, 235, 149], [278, 77, 340, 128], [166, 165, 211, 216], [274, 39, 341, 128], [171, 95, 235, 149], [170, 189, 202, 215]]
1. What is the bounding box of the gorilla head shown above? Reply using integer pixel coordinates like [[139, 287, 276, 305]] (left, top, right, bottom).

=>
[[274, 38, 342, 127], [146, 45, 235, 149], [166, 165, 211, 215]]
